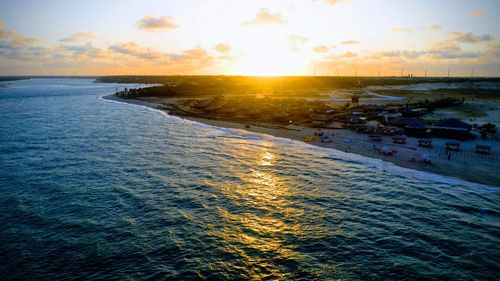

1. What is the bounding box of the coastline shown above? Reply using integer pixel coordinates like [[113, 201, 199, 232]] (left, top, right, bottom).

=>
[[103, 94, 500, 187]]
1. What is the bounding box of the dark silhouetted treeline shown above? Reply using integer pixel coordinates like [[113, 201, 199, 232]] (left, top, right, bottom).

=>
[[99, 75, 500, 98]]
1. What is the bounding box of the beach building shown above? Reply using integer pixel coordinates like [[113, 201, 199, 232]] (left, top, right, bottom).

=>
[[432, 118, 472, 139], [392, 118, 428, 137]]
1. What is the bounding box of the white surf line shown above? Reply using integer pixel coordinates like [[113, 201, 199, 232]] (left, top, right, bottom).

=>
[[188, 119, 497, 190], [102, 94, 497, 191]]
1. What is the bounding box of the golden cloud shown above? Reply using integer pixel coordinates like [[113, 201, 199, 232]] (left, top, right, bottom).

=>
[[60, 32, 98, 42], [137, 15, 178, 32], [242, 8, 287, 26]]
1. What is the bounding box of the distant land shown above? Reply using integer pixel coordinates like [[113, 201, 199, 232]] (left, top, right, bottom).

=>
[[100, 75, 500, 186], [0, 76, 100, 82]]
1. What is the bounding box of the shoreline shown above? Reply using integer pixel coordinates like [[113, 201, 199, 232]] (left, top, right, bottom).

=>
[[103, 94, 499, 187]]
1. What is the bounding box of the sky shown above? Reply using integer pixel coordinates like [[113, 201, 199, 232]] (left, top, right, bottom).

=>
[[0, 0, 499, 76]]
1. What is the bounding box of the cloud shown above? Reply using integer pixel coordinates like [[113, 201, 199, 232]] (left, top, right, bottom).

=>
[[214, 43, 231, 54], [213, 43, 234, 60], [61, 43, 108, 58], [391, 27, 412, 33], [341, 40, 359, 45], [381, 50, 427, 59], [435, 52, 481, 59], [447, 31, 493, 43], [313, 45, 330, 53], [170, 47, 214, 66], [109, 42, 168, 60], [0, 45, 49, 62], [60, 32, 98, 42], [242, 8, 286, 26], [339, 51, 357, 58], [486, 42, 500, 57], [0, 20, 37, 47], [289, 34, 309, 44], [381, 51, 400, 58], [429, 24, 441, 30], [429, 31, 494, 58], [137, 15, 178, 31], [431, 40, 461, 53], [378, 47, 484, 61], [0, 23, 218, 74], [288, 34, 309, 51], [470, 10, 484, 17]]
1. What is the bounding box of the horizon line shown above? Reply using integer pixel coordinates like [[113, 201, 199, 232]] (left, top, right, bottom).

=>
[[2, 75, 500, 79]]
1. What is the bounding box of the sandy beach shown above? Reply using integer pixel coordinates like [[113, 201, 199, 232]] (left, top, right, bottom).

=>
[[104, 94, 500, 187]]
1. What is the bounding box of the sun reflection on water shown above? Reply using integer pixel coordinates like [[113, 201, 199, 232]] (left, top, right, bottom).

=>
[[206, 143, 314, 279], [258, 151, 275, 166]]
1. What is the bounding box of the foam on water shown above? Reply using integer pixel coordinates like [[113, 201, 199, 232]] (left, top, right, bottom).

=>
[[1, 79, 498, 280], [118, 96, 494, 192]]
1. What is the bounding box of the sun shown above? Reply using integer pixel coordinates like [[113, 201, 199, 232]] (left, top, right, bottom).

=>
[[230, 29, 309, 76]]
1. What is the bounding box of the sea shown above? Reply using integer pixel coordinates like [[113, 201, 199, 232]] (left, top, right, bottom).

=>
[[0, 79, 498, 280]]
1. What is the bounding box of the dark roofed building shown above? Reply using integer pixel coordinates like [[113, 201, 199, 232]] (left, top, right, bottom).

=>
[[432, 118, 472, 140], [434, 118, 472, 130], [392, 118, 428, 137], [393, 118, 426, 128]]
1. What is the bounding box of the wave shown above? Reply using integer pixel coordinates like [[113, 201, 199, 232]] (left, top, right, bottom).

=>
[[185, 118, 496, 190], [102, 94, 496, 191]]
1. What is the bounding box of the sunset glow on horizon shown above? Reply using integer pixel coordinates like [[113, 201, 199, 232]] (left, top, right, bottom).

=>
[[1, 0, 499, 76]]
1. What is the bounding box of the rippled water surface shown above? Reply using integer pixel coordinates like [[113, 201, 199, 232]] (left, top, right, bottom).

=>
[[1, 79, 499, 280]]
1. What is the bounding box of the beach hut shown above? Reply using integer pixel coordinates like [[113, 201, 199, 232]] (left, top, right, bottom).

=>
[[445, 141, 461, 152], [475, 144, 491, 154], [392, 118, 428, 137], [392, 136, 406, 144], [418, 139, 432, 148], [432, 118, 472, 139]]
